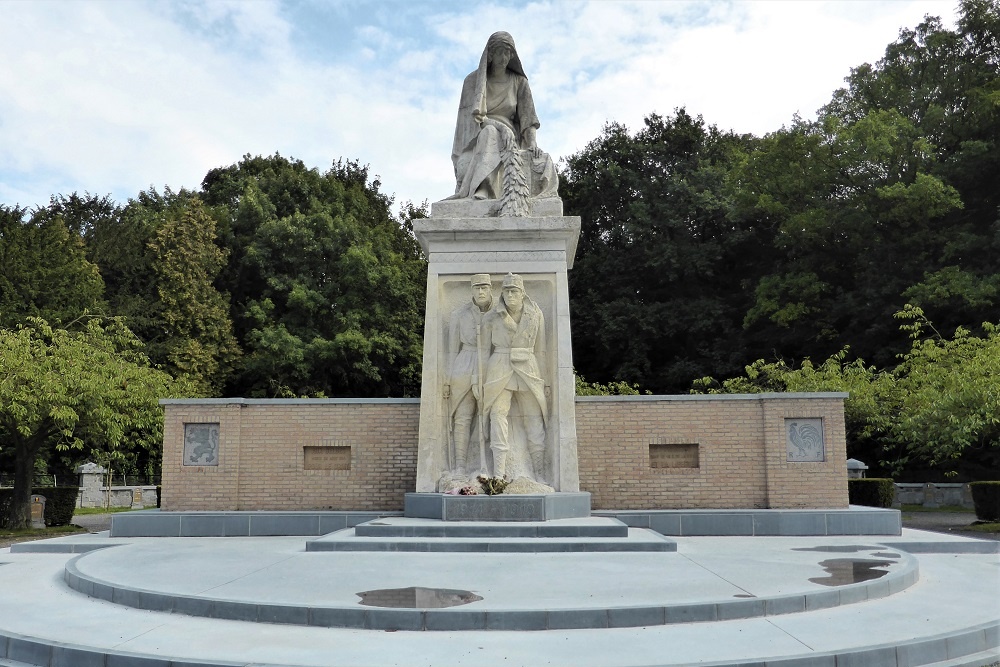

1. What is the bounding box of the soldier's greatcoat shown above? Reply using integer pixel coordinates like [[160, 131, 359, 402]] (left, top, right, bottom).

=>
[[480, 296, 547, 425]]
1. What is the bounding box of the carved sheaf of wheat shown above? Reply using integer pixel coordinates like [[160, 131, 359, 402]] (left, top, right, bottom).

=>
[[485, 119, 531, 217]]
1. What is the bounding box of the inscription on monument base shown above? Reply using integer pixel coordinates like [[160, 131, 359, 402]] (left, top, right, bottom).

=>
[[649, 443, 700, 469], [446, 497, 545, 522]]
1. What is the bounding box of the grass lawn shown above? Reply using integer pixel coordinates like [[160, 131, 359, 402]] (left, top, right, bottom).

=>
[[900, 504, 972, 513], [966, 521, 1000, 533], [73, 506, 144, 515]]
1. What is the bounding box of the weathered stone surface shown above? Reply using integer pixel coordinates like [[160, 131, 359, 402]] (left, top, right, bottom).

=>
[[447, 31, 558, 215], [413, 216, 581, 494]]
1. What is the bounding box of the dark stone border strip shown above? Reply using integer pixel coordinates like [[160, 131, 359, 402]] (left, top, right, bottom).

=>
[[1, 619, 995, 667], [108, 507, 902, 538], [63, 550, 918, 631], [109, 510, 400, 538], [594, 506, 902, 537]]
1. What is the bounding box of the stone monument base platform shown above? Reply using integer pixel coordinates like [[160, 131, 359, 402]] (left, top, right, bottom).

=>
[[305, 516, 675, 553], [404, 492, 591, 522]]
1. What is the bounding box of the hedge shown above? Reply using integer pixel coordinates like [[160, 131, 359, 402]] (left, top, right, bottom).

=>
[[969, 481, 1000, 521], [848, 478, 895, 508], [0, 486, 80, 527]]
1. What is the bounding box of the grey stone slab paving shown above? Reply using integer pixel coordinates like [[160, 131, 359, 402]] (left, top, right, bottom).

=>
[[0, 530, 996, 666]]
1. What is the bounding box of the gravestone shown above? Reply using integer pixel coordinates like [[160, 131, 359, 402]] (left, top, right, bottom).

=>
[[413, 32, 581, 495], [30, 495, 46, 529]]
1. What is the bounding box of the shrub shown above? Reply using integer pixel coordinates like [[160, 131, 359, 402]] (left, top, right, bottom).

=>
[[969, 481, 1000, 521], [848, 478, 895, 508], [0, 486, 79, 528]]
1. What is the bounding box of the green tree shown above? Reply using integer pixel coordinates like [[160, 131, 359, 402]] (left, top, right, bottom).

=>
[[201, 155, 426, 397], [738, 0, 999, 367], [891, 306, 1000, 475], [0, 205, 104, 328], [562, 110, 756, 393], [0, 318, 177, 529], [147, 199, 240, 395]]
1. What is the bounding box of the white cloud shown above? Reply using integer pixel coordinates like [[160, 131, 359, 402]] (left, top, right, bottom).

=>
[[0, 0, 957, 212]]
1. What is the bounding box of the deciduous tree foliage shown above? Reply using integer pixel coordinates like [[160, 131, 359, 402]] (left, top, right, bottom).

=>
[[563, 111, 757, 393], [0, 318, 178, 528], [737, 0, 999, 367], [201, 154, 426, 397]]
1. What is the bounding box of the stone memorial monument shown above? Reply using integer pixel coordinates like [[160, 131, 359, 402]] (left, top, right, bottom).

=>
[[413, 31, 581, 494]]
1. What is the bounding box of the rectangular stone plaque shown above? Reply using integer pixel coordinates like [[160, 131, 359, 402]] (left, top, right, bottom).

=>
[[304, 446, 351, 471], [445, 497, 544, 522], [786, 418, 825, 462], [649, 443, 700, 469], [183, 423, 220, 466]]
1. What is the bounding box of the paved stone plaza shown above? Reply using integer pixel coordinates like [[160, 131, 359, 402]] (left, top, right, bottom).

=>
[[0, 520, 997, 666]]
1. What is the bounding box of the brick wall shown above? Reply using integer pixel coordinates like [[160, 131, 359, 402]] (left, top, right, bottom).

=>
[[161, 393, 848, 511]]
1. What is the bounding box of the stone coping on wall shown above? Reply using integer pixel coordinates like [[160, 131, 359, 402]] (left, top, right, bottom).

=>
[[159, 397, 421, 405], [160, 392, 848, 406], [575, 392, 849, 402]]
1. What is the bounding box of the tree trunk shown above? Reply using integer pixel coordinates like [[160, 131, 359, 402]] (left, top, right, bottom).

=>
[[6, 438, 38, 530]]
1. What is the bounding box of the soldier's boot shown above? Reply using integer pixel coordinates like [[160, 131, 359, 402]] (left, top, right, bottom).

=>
[[492, 451, 508, 479], [530, 449, 547, 483], [453, 431, 470, 474]]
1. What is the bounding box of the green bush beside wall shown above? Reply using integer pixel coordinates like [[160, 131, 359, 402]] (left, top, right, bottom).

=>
[[848, 478, 895, 508], [0, 486, 79, 527], [969, 481, 1000, 521]]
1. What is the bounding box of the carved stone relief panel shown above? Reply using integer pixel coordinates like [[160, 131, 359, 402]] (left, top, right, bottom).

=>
[[183, 423, 220, 466], [786, 418, 825, 462], [437, 272, 557, 491]]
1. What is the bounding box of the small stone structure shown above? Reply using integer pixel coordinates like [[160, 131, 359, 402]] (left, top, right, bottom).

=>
[[74, 461, 156, 509], [846, 458, 868, 479], [895, 482, 976, 510]]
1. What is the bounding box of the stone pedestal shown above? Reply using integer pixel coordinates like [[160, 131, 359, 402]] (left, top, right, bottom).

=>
[[412, 200, 581, 493], [75, 461, 107, 508]]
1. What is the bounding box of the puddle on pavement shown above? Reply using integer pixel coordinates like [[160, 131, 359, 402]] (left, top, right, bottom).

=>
[[809, 559, 893, 586], [870, 552, 900, 559], [733, 594, 756, 598], [356, 586, 483, 608]]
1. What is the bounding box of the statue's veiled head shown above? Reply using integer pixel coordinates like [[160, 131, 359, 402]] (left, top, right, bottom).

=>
[[484, 31, 524, 77]]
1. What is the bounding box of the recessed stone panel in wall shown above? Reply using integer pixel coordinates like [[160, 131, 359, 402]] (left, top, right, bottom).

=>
[[183, 423, 220, 466], [303, 444, 352, 471], [786, 418, 825, 462], [649, 443, 700, 469]]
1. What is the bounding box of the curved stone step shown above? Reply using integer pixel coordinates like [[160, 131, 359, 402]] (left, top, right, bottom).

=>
[[62, 537, 917, 631]]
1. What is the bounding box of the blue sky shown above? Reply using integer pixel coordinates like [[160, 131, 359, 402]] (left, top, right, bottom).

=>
[[0, 0, 956, 213]]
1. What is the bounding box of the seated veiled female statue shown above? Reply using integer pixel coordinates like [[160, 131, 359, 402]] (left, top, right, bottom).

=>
[[450, 31, 559, 215]]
